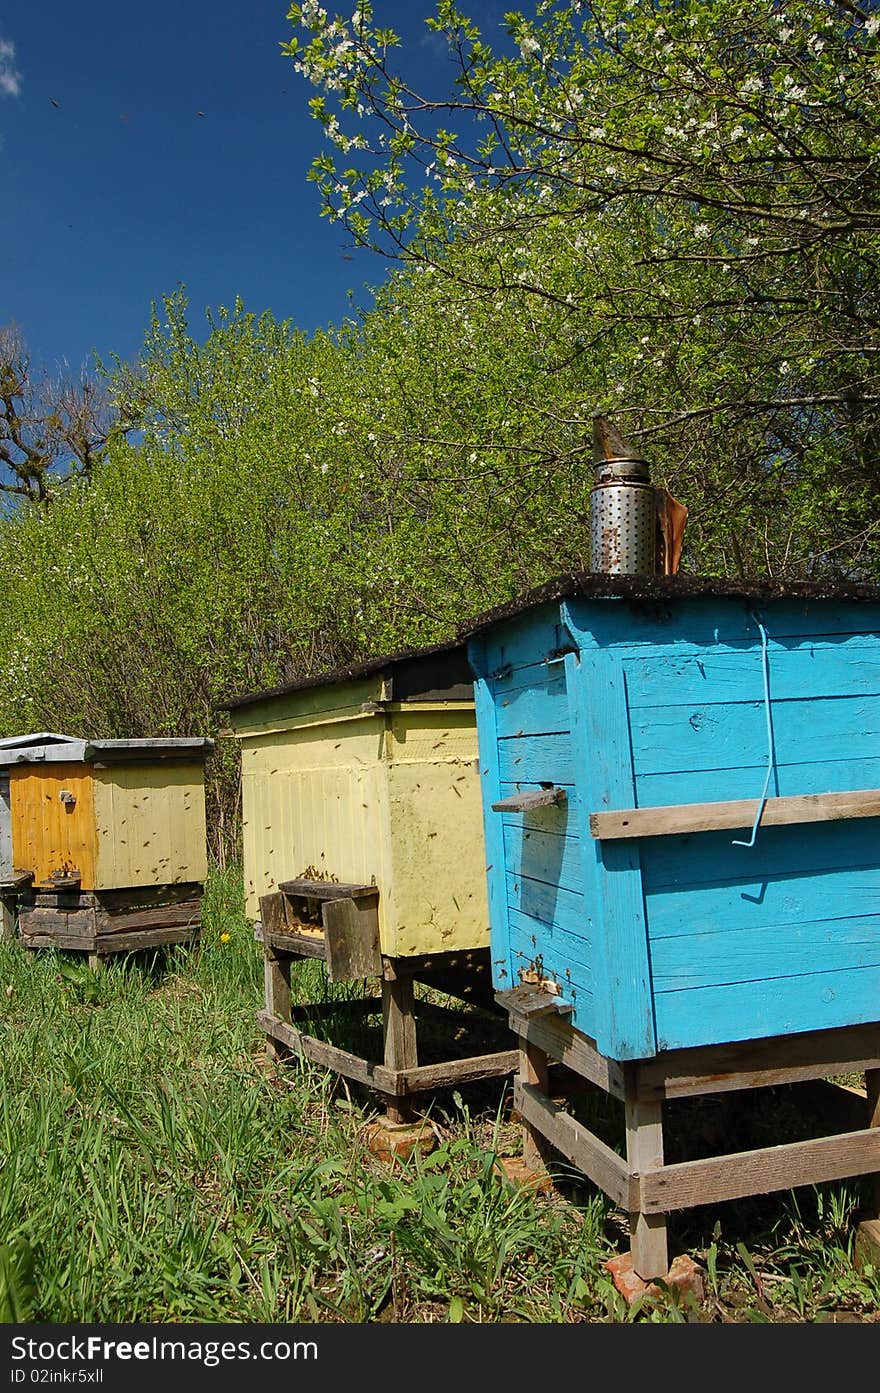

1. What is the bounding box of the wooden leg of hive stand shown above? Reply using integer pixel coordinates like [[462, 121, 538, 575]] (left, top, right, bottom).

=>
[[1, 897, 15, 942], [854, 1067, 880, 1271], [87, 952, 103, 972], [625, 1083, 668, 1281], [866, 1069, 880, 1216], [520, 1037, 550, 1172], [263, 946, 292, 1063], [382, 972, 418, 1124]]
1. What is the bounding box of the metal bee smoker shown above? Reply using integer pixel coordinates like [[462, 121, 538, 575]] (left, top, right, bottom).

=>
[[589, 412, 659, 575]]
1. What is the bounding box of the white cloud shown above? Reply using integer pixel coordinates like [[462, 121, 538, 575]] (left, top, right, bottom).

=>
[[0, 35, 22, 97]]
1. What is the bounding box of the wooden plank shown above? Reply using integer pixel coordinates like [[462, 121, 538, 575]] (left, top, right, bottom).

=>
[[93, 763, 208, 891], [470, 603, 570, 680], [263, 946, 291, 1021], [640, 1126, 880, 1215], [637, 755, 880, 811], [96, 901, 202, 936], [565, 643, 655, 1059], [636, 1022, 880, 1101], [263, 943, 292, 1063], [629, 693, 880, 778], [494, 670, 569, 739], [506, 873, 589, 940], [255, 916, 328, 960], [469, 660, 516, 995], [650, 916, 880, 994], [492, 788, 567, 813], [502, 819, 583, 896], [279, 880, 378, 902], [20, 931, 97, 950], [514, 1081, 634, 1209], [397, 1049, 519, 1093], [867, 1069, 880, 1216], [19, 925, 198, 953], [641, 816, 879, 893], [506, 1004, 628, 1099], [10, 763, 97, 891], [562, 594, 880, 654], [646, 864, 880, 944], [623, 641, 880, 711], [264, 929, 327, 960], [1, 897, 15, 942], [497, 734, 575, 788], [654, 962, 880, 1055], [256, 1008, 399, 1093], [382, 974, 418, 1120], [492, 656, 568, 703], [0, 871, 34, 893], [33, 890, 97, 909], [19, 907, 97, 936], [98, 883, 203, 911], [520, 1037, 550, 1171], [591, 788, 880, 841], [322, 893, 382, 982], [259, 892, 288, 935], [95, 927, 199, 953], [36, 875, 82, 893], [624, 1069, 668, 1279], [497, 984, 573, 1020]]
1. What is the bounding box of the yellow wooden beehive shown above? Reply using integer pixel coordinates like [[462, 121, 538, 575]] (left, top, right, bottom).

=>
[[4, 736, 212, 891], [225, 642, 489, 958]]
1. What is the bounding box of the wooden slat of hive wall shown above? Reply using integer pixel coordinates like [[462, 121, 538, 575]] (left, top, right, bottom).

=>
[[19, 905, 97, 947], [470, 607, 599, 1038], [19, 884, 202, 942], [94, 897, 202, 937]]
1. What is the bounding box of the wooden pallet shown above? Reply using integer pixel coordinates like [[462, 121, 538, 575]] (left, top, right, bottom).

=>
[[499, 985, 880, 1281]]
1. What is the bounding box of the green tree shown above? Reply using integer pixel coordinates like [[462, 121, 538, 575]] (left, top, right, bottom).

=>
[[285, 0, 880, 577], [0, 324, 119, 506]]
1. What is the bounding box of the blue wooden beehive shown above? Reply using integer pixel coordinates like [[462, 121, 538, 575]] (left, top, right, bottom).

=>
[[464, 574, 880, 1063]]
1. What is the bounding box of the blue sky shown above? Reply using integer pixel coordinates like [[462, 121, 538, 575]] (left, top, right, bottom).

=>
[[0, 1, 507, 378]]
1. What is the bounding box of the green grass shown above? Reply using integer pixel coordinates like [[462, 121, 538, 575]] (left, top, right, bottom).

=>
[[1, 867, 879, 1324]]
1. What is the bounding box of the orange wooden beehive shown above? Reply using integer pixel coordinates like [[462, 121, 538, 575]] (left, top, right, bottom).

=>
[[1, 735, 212, 892]]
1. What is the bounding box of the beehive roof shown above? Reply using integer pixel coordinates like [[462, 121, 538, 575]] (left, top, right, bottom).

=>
[[0, 732, 81, 768], [0, 735, 213, 768], [222, 637, 472, 712], [458, 572, 880, 638]]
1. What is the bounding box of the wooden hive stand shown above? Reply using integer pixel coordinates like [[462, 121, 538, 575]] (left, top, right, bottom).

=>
[[16, 876, 204, 969], [0, 871, 33, 943], [499, 985, 880, 1286], [257, 879, 518, 1153]]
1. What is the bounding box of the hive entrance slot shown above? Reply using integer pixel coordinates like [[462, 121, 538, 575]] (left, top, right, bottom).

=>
[[262, 879, 382, 981]]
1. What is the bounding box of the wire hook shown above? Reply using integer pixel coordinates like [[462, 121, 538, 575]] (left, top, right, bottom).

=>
[[732, 614, 775, 848]]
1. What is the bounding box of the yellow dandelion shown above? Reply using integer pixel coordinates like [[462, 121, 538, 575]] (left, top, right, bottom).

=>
[[220, 932, 231, 943]]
